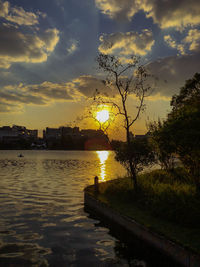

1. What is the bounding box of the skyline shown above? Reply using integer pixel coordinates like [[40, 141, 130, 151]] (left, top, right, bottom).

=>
[[0, 0, 200, 140]]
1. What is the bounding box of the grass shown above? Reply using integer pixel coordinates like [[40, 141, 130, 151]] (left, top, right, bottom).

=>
[[86, 168, 200, 254]]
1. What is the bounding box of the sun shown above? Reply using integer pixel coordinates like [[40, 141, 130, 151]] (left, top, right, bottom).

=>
[[96, 109, 110, 123]]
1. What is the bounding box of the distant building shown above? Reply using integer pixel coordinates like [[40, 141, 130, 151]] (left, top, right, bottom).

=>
[[0, 124, 110, 150], [80, 129, 105, 138], [27, 129, 38, 139], [43, 126, 110, 150], [44, 127, 62, 140], [0, 126, 18, 141], [0, 125, 38, 148], [60, 126, 80, 139], [44, 126, 82, 140], [0, 125, 38, 141]]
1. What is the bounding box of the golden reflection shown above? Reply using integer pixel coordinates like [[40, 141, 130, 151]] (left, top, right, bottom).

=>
[[96, 151, 109, 181]]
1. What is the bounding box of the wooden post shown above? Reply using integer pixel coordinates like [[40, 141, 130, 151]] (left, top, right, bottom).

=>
[[94, 176, 99, 194]]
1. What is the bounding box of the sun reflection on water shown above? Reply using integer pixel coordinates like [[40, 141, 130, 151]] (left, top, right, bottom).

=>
[[96, 151, 109, 181]]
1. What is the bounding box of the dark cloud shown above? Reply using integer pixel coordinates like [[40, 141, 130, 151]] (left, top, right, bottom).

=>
[[0, 25, 59, 68], [0, 90, 46, 105], [0, 81, 76, 113], [143, 0, 200, 29], [28, 82, 74, 100], [73, 75, 115, 97], [96, 0, 200, 29], [147, 52, 200, 97]]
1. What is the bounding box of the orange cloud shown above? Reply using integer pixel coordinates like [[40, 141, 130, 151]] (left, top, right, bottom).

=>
[[95, 0, 138, 21], [0, 0, 45, 26], [99, 30, 154, 56]]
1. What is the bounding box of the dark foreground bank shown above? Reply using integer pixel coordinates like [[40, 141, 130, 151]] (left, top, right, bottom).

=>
[[84, 174, 200, 267]]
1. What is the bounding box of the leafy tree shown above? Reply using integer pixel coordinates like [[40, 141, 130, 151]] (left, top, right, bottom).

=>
[[171, 72, 200, 111], [169, 73, 200, 189], [148, 120, 176, 171], [115, 137, 155, 178], [150, 73, 200, 190], [167, 102, 200, 189], [95, 53, 152, 189]]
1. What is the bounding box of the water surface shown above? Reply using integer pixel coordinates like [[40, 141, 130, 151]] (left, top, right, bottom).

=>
[[0, 150, 180, 266]]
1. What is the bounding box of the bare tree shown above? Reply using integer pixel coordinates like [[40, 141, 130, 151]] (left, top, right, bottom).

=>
[[95, 53, 152, 189]]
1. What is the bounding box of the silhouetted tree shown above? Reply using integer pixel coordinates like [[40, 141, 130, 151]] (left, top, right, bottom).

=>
[[95, 53, 152, 189], [115, 137, 155, 177], [148, 120, 176, 170], [149, 73, 200, 190]]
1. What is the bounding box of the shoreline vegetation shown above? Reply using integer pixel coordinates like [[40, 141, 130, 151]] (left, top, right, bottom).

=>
[[85, 168, 200, 257]]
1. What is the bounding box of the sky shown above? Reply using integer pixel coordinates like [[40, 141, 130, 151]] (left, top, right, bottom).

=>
[[0, 0, 200, 140]]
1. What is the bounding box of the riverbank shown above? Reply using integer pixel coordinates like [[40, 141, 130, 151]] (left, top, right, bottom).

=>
[[84, 172, 200, 266]]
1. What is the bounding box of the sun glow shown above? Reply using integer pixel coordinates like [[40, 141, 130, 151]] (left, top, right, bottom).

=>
[[96, 109, 109, 123]]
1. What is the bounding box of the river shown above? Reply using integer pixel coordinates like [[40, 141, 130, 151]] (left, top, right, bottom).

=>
[[0, 150, 180, 266]]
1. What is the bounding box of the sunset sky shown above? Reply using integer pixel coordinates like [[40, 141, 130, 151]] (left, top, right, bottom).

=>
[[0, 0, 200, 139]]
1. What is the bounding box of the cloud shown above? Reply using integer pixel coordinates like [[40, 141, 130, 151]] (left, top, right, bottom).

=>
[[28, 82, 74, 100], [0, 101, 21, 113], [2, 46, 200, 113], [164, 29, 200, 55], [0, 0, 9, 17], [147, 52, 200, 97], [146, 93, 171, 102], [164, 35, 185, 55], [95, 0, 200, 29], [99, 30, 154, 56], [0, 86, 47, 105], [67, 39, 79, 55], [0, 81, 77, 113], [73, 75, 112, 97], [39, 28, 60, 52], [164, 35, 177, 49], [0, 25, 59, 69], [0, 76, 109, 113], [143, 0, 200, 29], [68, 51, 200, 100], [0, 0, 45, 26], [184, 29, 200, 51], [95, 0, 138, 21]]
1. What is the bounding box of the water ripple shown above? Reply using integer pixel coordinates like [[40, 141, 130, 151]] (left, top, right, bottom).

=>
[[0, 150, 180, 266], [0, 150, 128, 266]]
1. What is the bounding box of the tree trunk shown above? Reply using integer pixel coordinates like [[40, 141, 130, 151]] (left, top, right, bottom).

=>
[[126, 126, 137, 190], [129, 159, 137, 189]]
